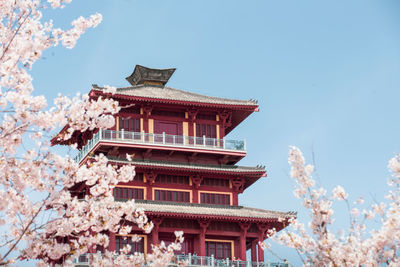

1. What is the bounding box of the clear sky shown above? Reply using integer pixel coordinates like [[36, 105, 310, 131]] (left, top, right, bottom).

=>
[[31, 0, 400, 265]]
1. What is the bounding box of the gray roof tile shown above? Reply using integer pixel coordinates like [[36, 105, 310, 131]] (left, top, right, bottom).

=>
[[107, 85, 257, 106], [133, 200, 295, 221], [108, 158, 265, 174]]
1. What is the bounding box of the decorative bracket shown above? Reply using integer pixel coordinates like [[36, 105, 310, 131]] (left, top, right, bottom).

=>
[[198, 219, 210, 234], [191, 175, 203, 188], [144, 171, 157, 185], [142, 105, 153, 118], [218, 110, 232, 128], [239, 222, 251, 233], [187, 108, 198, 122], [232, 177, 245, 193]]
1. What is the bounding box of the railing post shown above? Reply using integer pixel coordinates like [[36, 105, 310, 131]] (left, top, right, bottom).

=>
[[211, 255, 214, 266], [162, 132, 166, 144], [121, 129, 124, 140], [203, 135, 206, 147], [99, 128, 102, 139], [173, 135, 176, 145], [223, 137, 226, 149], [142, 130, 145, 142]]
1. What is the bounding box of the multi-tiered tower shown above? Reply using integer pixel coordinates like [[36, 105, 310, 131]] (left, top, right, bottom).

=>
[[55, 65, 293, 263]]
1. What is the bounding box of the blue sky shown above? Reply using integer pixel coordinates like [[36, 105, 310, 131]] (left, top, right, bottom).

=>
[[31, 0, 400, 265]]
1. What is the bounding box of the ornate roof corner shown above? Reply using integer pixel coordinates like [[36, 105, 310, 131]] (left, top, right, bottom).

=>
[[126, 65, 176, 86]]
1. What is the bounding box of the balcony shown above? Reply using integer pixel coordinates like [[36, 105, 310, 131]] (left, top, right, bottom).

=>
[[75, 253, 290, 267], [74, 129, 246, 163]]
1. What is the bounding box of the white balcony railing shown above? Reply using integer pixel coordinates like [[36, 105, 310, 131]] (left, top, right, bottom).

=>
[[75, 253, 290, 267], [74, 129, 246, 163]]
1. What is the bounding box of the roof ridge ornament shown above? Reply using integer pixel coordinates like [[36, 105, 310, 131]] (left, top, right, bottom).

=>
[[126, 65, 176, 86]]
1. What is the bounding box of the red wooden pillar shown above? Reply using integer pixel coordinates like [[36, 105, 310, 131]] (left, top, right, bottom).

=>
[[257, 223, 268, 262], [198, 220, 209, 256], [151, 220, 162, 244], [144, 172, 157, 200], [142, 105, 153, 133], [218, 110, 232, 139], [257, 234, 265, 262], [187, 108, 197, 138], [191, 175, 202, 203], [108, 232, 116, 251], [232, 178, 245, 206], [239, 222, 250, 261], [251, 240, 257, 262]]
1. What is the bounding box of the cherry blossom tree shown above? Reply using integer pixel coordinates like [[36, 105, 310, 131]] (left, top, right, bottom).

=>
[[261, 146, 400, 266], [0, 1, 182, 266]]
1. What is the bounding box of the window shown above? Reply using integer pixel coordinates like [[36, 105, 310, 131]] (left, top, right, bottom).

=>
[[206, 241, 232, 259], [197, 113, 216, 121], [200, 193, 230, 205], [113, 187, 144, 200], [151, 110, 185, 118], [156, 174, 190, 185], [196, 124, 216, 138], [154, 190, 190, 203], [119, 117, 140, 132], [115, 236, 144, 254], [201, 178, 229, 187], [196, 123, 217, 145]]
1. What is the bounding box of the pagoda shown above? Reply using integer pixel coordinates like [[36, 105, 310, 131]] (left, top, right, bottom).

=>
[[54, 65, 294, 263]]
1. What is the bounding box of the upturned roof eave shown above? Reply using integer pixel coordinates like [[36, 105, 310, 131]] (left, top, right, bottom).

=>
[[90, 89, 259, 110]]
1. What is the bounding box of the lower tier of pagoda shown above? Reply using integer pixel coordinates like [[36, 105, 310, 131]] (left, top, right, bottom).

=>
[[102, 200, 294, 262]]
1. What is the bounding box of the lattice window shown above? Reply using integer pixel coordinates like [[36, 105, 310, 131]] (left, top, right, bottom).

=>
[[197, 113, 216, 121], [154, 190, 190, 203], [119, 117, 140, 132], [115, 236, 144, 254], [134, 173, 144, 182], [206, 241, 232, 259], [113, 187, 144, 200], [201, 178, 229, 188], [200, 193, 230, 205], [196, 124, 217, 138], [208, 221, 240, 232], [156, 174, 190, 185], [151, 110, 185, 118], [160, 219, 198, 229]]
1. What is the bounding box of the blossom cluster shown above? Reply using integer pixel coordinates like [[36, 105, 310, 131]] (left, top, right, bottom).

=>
[[0, 1, 181, 266], [261, 146, 400, 266]]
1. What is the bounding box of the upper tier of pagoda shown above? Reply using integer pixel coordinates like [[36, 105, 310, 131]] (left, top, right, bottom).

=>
[[53, 65, 259, 160]]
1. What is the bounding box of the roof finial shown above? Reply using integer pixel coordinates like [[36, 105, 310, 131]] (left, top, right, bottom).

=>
[[126, 65, 176, 86]]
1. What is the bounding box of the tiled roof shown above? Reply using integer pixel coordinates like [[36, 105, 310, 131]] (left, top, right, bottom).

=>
[[133, 200, 295, 221], [101, 85, 257, 107], [107, 157, 266, 174]]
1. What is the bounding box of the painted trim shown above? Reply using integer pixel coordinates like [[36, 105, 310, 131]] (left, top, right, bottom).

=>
[[216, 125, 220, 139], [152, 187, 193, 203], [116, 116, 119, 131], [185, 112, 188, 119], [216, 115, 219, 122], [183, 122, 189, 141], [149, 119, 154, 134], [115, 234, 147, 254], [198, 190, 233, 205], [205, 239, 234, 258], [114, 185, 147, 200]]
